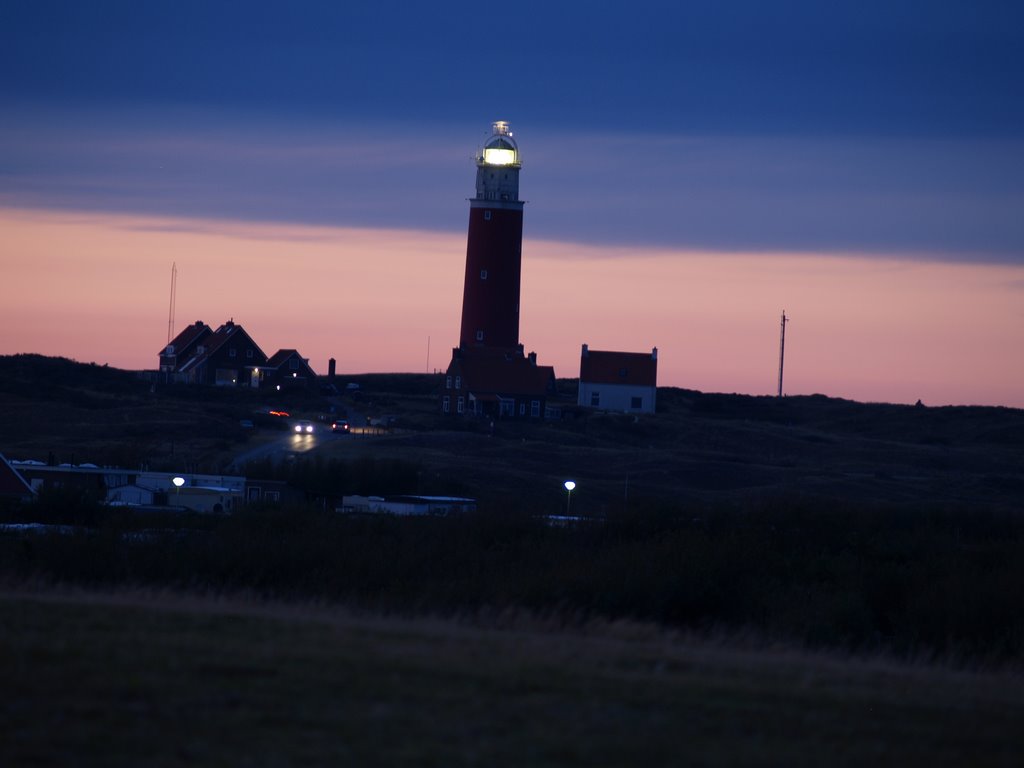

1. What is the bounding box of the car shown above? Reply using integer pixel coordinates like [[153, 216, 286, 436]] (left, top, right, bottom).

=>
[[293, 420, 314, 434], [331, 419, 350, 434]]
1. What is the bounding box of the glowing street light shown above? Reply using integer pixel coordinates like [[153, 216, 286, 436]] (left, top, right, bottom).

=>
[[172, 476, 185, 497], [564, 480, 576, 515]]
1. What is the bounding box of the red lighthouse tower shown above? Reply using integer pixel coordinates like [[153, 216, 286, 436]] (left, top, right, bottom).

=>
[[459, 120, 524, 349], [443, 121, 555, 419]]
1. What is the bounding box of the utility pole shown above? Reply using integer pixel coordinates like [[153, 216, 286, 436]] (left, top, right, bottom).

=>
[[166, 262, 177, 345], [777, 310, 789, 398]]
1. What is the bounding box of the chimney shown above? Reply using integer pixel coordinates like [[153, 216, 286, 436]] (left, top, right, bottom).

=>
[[528, 351, 537, 365], [652, 347, 658, 360], [328, 358, 336, 381], [581, 343, 589, 358]]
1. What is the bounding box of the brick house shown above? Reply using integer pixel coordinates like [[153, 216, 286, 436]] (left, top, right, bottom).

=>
[[443, 346, 555, 419]]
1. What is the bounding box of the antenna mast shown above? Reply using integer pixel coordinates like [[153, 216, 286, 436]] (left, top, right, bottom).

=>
[[166, 262, 177, 345], [777, 310, 789, 397]]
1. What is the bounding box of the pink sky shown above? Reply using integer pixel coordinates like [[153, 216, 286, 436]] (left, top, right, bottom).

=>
[[2, 206, 1022, 407]]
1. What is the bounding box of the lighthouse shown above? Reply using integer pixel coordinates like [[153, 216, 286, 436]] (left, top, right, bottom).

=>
[[443, 121, 555, 419], [459, 120, 524, 350]]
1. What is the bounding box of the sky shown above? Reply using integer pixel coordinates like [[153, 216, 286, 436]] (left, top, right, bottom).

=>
[[1, 1, 1023, 406]]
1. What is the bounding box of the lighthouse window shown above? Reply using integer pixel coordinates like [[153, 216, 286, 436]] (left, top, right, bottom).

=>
[[484, 211, 492, 221], [480, 269, 488, 280], [476, 330, 484, 342]]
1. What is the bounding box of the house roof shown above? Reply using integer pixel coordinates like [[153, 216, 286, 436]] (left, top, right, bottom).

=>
[[160, 320, 211, 356], [0, 454, 36, 498], [580, 348, 657, 387], [453, 348, 554, 397], [177, 320, 268, 373]]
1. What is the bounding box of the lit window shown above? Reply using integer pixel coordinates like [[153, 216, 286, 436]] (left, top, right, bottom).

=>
[[442, 395, 450, 413], [480, 269, 488, 280]]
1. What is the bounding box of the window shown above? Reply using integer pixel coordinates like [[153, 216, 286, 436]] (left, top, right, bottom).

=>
[[619, 368, 628, 378], [442, 395, 450, 413], [531, 400, 540, 417], [519, 402, 526, 416], [265, 491, 280, 502], [290, 358, 299, 369], [484, 210, 492, 221], [476, 330, 484, 341], [446, 376, 452, 389], [457, 396, 464, 414], [247, 487, 261, 501], [480, 269, 488, 280], [454, 376, 461, 389], [591, 391, 600, 407], [229, 348, 237, 358], [631, 396, 643, 409]]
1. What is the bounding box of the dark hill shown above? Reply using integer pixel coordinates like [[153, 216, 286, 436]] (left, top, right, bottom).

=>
[[1, 354, 1021, 512]]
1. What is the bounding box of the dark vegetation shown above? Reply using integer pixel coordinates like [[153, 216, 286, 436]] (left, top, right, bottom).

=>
[[3, 494, 1024, 666], [2, 354, 1024, 667]]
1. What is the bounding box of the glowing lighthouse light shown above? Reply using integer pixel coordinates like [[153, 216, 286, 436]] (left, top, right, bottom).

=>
[[483, 144, 516, 165], [480, 121, 519, 166]]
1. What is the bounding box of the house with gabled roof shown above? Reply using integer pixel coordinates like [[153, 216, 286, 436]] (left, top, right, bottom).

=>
[[173, 319, 268, 387], [159, 320, 212, 373], [158, 319, 317, 389], [444, 345, 555, 418], [264, 349, 317, 390], [577, 344, 658, 414]]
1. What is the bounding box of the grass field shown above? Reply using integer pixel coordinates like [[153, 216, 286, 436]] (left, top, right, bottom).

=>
[[3, 589, 1023, 767]]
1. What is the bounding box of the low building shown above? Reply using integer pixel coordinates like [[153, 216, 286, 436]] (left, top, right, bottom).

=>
[[577, 344, 658, 414], [443, 346, 555, 419], [12, 462, 246, 512], [339, 495, 477, 516], [0, 454, 35, 502]]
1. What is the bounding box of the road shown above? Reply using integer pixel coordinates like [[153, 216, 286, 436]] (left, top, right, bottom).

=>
[[227, 408, 371, 472]]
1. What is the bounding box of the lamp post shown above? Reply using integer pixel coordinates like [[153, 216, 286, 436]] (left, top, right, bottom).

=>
[[563, 480, 576, 516], [172, 476, 185, 498]]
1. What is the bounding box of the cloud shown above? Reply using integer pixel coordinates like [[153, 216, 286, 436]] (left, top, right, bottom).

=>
[[3, 107, 1022, 263]]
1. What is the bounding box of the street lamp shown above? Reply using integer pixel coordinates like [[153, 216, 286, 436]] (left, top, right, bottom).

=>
[[563, 480, 576, 516], [172, 476, 185, 498]]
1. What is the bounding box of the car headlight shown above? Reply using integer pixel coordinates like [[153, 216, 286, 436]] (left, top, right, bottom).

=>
[[294, 425, 301, 432]]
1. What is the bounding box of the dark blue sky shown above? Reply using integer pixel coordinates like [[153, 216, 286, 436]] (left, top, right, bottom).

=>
[[2, 0, 1023, 259]]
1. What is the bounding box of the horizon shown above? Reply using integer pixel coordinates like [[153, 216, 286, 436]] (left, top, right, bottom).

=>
[[2, 2, 1022, 408]]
